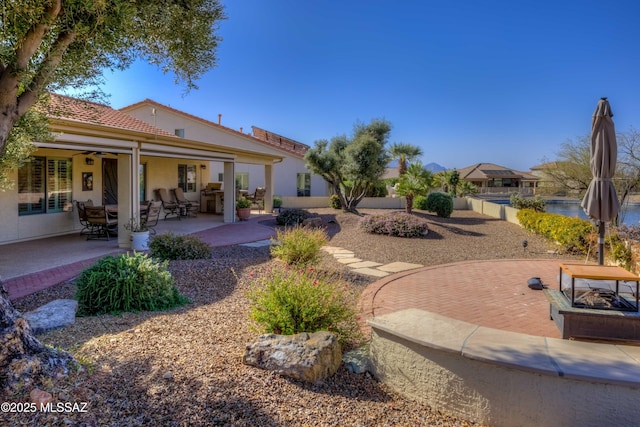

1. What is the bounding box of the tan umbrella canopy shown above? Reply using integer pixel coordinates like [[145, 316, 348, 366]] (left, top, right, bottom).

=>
[[580, 97, 620, 264]]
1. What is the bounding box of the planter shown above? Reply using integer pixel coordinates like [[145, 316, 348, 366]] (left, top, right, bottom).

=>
[[236, 207, 251, 221], [131, 231, 150, 250]]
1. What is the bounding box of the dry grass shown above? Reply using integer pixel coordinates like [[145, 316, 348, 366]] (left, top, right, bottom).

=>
[[4, 208, 581, 426]]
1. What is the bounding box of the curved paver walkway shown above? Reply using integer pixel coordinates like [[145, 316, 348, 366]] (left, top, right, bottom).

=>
[[358, 258, 566, 339]]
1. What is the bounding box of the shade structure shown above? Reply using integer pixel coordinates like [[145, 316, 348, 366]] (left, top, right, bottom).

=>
[[580, 97, 620, 264]]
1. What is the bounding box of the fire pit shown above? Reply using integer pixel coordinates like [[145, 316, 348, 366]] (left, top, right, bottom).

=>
[[558, 263, 639, 312], [573, 288, 636, 310], [546, 263, 640, 341]]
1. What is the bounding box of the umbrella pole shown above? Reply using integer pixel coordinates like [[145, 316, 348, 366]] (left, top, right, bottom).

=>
[[598, 221, 605, 265]]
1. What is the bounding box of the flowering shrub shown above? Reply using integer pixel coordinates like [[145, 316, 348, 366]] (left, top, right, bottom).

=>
[[517, 209, 593, 253], [275, 208, 311, 226], [271, 226, 328, 266], [149, 232, 212, 260], [359, 211, 429, 237], [247, 267, 360, 343]]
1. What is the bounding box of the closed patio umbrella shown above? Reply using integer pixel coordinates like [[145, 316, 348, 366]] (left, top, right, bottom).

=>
[[580, 97, 620, 265]]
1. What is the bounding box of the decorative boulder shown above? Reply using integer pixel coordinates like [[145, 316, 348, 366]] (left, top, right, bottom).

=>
[[243, 331, 341, 382], [342, 344, 370, 374], [23, 299, 78, 334]]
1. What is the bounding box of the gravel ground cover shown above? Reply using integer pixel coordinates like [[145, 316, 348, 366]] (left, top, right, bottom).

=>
[[5, 208, 582, 426]]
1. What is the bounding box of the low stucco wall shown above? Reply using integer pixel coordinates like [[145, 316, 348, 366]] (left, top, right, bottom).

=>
[[465, 197, 521, 225], [281, 196, 468, 211], [369, 309, 640, 427]]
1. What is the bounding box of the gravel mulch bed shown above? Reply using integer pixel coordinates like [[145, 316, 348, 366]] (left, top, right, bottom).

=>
[[4, 208, 583, 426]]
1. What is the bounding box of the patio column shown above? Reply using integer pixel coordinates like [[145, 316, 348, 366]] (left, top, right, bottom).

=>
[[264, 163, 274, 213], [223, 161, 235, 223], [116, 152, 133, 248]]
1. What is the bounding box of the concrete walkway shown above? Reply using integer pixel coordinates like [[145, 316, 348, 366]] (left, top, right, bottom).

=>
[[2, 213, 276, 300]]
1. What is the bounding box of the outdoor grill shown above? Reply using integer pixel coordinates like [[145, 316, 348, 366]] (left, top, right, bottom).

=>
[[559, 263, 639, 312]]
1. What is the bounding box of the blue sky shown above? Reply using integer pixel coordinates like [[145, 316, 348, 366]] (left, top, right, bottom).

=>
[[95, 0, 640, 171]]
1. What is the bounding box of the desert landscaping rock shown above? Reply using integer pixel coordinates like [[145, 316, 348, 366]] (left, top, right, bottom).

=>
[[343, 344, 371, 374], [244, 331, 342, 382], [22, 299, 77, 334]]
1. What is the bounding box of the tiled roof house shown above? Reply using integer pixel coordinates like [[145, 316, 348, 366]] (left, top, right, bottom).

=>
[[120, 99, 328, 199], [0, 94, 284, 246], [457, 163, 539, 195]]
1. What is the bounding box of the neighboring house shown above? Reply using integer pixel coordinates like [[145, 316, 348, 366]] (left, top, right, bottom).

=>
[[120, 100, 329, 202], [0, 94, 283, 246], [456, 163, 539, 195]]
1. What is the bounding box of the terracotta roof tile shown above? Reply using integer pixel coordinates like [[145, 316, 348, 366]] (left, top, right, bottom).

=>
[[47, 93, 175, 137], [121, 99, 307, 158]]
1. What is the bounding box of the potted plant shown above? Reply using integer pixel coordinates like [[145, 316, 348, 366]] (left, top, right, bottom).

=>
[[272, 195, 283, 213], [125, 217, 150, 250], [236, 197, 252, 221]]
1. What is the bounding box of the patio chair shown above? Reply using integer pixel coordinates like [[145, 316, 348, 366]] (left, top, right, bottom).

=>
[[76, 199, 94, 235], [173, 187, 200, 217], [142, 200, 162, 235], [246, 187, 266, 213], [84, 205, 118, 240], [155, 188, 184, 220]]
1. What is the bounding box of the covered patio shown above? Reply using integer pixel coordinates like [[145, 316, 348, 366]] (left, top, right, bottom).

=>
[[0, 94, 283, 248], [2, 210, 276, 300]]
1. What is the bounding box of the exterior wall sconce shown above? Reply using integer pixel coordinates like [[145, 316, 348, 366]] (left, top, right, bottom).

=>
[[85, 157, 94, 165], [200, 164, 207, 170]]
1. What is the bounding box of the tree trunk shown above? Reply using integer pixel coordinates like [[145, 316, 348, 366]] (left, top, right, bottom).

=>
[[0, 103, 20, 157], [0, 281, 76, 395], [406, 194, 414, 214]]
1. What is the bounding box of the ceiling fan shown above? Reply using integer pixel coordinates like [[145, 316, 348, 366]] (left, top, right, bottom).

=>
[[73, 151, 114, 158]]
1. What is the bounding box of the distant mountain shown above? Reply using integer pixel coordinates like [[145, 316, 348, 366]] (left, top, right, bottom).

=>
[[425, 162, 447, 173]]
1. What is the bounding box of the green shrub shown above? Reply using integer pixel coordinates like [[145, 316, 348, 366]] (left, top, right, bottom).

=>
[[359, 211, 429, 237], [247, 266, 360, 343], [517, 209, 594, 254], [414, 195, 428, 210], [75, 252, 188, 315], [329, 194, 341, 210], [425, 192, 454, 218], [276, 208, 311, 226], [510, 192, 545, 212], [366, 180, 388, 197], [608, 235, 633, 270], [270, 226, 328, 266], [273, 195, 283, 208], [149, 232, 212, 260]]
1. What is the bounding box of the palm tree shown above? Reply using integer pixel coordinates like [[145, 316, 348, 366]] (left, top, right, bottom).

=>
[[388, 143, 424, 177], [395, 162, 433, 214]]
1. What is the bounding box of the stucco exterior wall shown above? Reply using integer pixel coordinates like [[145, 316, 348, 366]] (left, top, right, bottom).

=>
[[126, 105, 331, 198], [0, 152, 209, 245], [369, 309, 640, 427], [208, 156, 328, 198]]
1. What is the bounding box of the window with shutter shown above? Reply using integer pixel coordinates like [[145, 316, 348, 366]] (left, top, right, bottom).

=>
[[18, 156, 72, 215]]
